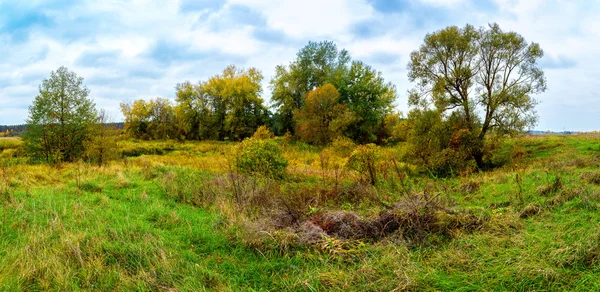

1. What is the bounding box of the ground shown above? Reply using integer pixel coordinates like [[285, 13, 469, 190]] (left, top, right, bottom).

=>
[[1, 135, 600, 291]]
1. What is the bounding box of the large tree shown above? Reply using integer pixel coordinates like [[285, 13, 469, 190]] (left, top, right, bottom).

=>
[[174, 81, 213, 140], [24, 66, 97, 163], [270, 41, 350, 135], [271, 41, 396, 143], [408, 23, 547, 168]]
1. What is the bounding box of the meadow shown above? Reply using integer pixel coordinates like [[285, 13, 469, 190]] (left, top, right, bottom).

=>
[[1, 134, 600, 290]]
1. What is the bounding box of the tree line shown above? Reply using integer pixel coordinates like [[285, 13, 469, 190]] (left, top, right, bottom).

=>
[[22, 23, 546, 175], [120, 42, 399, 145]]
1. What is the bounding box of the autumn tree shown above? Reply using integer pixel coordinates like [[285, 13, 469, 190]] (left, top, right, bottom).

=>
[[270, 41, 350, 135], [84, 109, 120, 166], [294, 84, 354, 145], [408, 23, 546, 169], [23, 66, 97, 163], [271, 41, 396, 143]]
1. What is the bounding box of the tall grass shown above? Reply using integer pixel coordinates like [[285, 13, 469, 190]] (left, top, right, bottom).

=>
[[1, 135, 600, 290]]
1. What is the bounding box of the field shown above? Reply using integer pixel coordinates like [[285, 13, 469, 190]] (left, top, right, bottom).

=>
[[1, 135, 600, 290]]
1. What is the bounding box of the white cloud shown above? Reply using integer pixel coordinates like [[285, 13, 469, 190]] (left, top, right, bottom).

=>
[[0, 0, 597, 130]]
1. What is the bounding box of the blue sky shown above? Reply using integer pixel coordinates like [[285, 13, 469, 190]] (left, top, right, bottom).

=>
[[0, 0, 597, 131]]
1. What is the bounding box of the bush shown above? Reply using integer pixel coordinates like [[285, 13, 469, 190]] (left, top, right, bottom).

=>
[[234, 138, 288, 179]]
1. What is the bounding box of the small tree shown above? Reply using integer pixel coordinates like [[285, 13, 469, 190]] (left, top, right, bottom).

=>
[[24, 66, 97, 163], [84, 109, 120, 166], [408, 23, 546, 169]]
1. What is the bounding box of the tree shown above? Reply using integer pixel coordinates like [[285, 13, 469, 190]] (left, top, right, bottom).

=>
[[174, 81, 213, 140], [147, 97, 177, 140], [270, 41, 396, 143], [84, 109, 120, 166], [270, 41, 351, 135], [338, 61, 396, 143], [199, 65, 269, 141], [408, 23, 546, 169], [294, 84, 354, 145], [24, 66, 97, 163], [120, 98, 177, 140]]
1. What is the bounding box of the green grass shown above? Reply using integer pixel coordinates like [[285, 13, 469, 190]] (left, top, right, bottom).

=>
[[2, 135, 600, 290]]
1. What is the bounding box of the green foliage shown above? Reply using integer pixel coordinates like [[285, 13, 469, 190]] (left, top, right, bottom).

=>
[[337, 61, 397, 143], [174, 81, 213, 140], [234, 138, 288, 179], [23, 66, 97, 163], [380, 112, 408, 145], [408, 23, 546, 169]]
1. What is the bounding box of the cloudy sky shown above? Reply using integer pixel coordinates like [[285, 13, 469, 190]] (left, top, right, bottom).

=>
[[0, 0, 597, 131]]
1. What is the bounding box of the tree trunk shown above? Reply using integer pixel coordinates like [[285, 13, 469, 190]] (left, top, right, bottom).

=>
[[473, 150, 485, 170]]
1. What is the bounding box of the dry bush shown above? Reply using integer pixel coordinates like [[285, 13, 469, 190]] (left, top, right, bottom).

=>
[[480, 212, 523, 236], [568, 157, 600, 169], [304, 192, 484, 246], [160, 167, 217, 207], [552, 232, 600, 268], [234, 138, 288, 179]]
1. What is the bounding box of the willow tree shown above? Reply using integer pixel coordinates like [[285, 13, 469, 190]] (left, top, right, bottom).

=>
[[24, 66, 97, 163], [408, 23, 547, 169]]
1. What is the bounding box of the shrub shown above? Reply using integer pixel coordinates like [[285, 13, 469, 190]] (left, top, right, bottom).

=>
[[234, 138, 288, 179], [251, 125, 274, 140]]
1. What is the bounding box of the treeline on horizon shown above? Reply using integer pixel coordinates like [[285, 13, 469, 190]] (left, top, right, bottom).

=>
[[18, 23, 548, 176]]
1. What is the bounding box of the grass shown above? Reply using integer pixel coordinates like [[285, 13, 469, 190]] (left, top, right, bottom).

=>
[[1, 134, 600, 290]]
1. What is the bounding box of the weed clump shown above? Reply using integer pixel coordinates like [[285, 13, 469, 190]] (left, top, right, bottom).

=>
[[460, 180, 481, 194], [538, 176, 563, 196], [581, 171, 600, 185], [520, 203, 543, 219]]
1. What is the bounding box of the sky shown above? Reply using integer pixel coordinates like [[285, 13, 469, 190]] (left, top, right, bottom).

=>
[[0, 0, 597, 131]]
